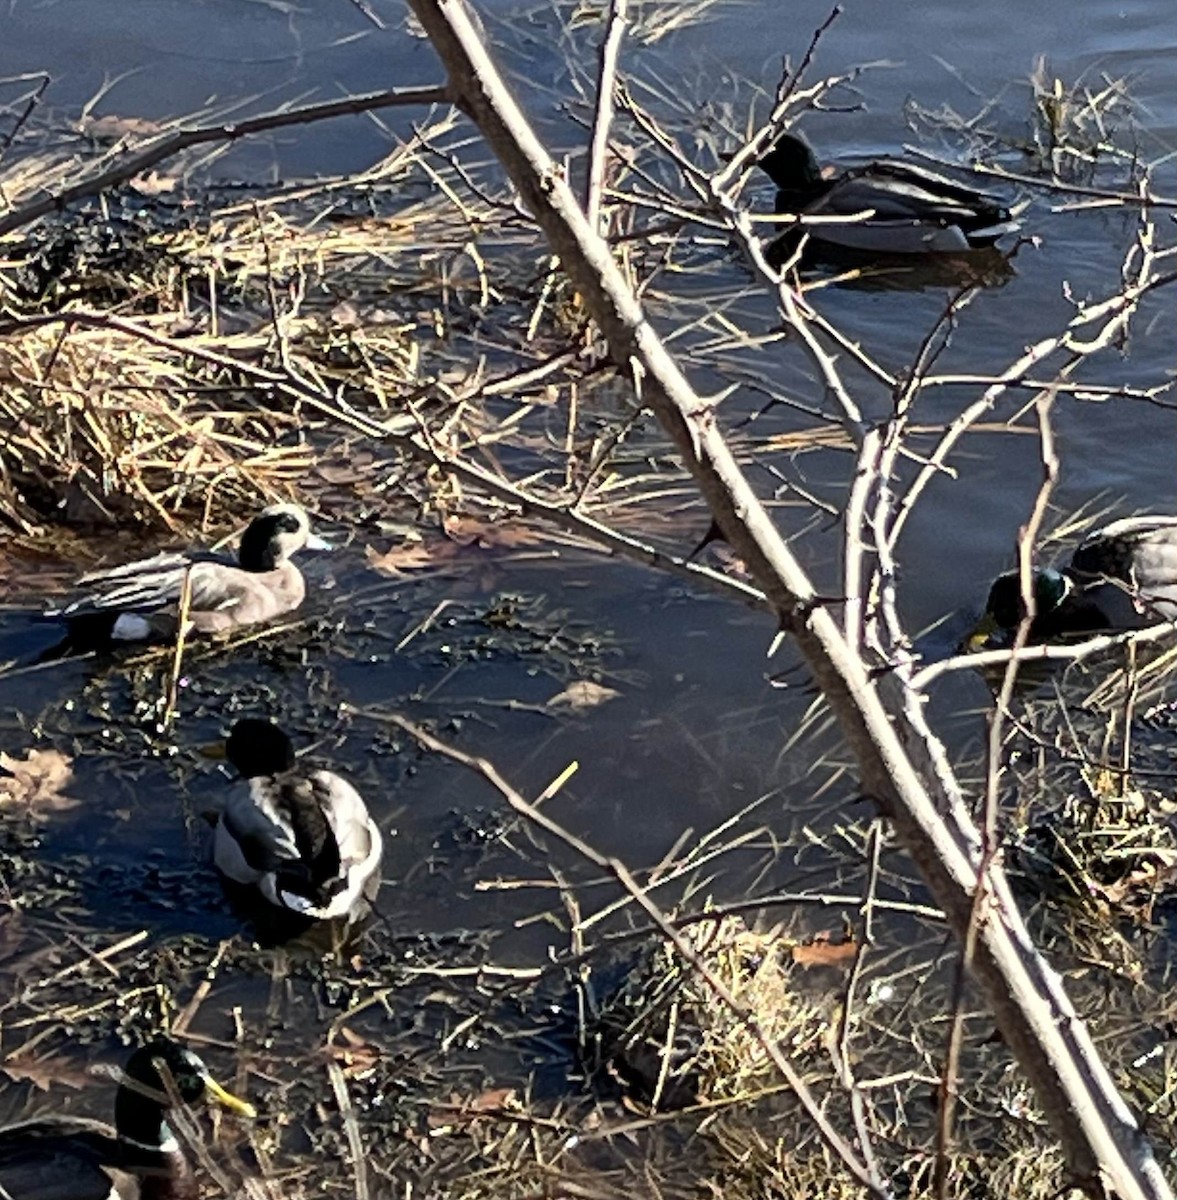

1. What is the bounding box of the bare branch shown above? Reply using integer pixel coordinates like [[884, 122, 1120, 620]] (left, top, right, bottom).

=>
[[0, 84, 450, 237], [398, 4, 1174, 1195]]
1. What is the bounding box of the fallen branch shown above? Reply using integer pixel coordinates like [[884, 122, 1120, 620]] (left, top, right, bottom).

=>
[[0, 84, 450, 237]]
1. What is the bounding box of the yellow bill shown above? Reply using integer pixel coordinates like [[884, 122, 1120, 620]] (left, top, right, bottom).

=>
[[965, 610, 999, 652], [203, 1074, 257, 1118]]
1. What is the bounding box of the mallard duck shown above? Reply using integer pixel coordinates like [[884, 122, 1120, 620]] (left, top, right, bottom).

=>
[[970, 516, 1177, 647], [757, 132, 1019, 256], [47, 503, 330, 647], [212, 719, 383, 922], [0, 1037, 254, 1199]]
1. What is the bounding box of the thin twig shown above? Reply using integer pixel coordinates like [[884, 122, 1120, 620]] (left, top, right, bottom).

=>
[[910, 622, 1176, 691], [584, 0, 629, 233], [163, 566, 193, 730], [327, 1059, 370, 1200], [833, 819, 883, 1184]]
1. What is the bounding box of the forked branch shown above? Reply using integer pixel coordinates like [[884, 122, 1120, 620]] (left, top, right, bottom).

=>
[[400, 2, 1173, 1196]]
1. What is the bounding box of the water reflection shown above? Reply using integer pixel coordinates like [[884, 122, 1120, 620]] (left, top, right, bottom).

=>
[[771, 235, 1018, 290]]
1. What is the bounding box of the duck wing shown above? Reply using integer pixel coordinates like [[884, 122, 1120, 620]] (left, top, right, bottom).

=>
[[219, 773, 353, 910], [218, 777, 307, 876], [824, 161, 1012, 226], [0, 1117, 122, 1200], [313, 770, 384, 919], [1071, 516, 1177, 623], [49, 551, 240, 618], [312, 772, 379, 866]]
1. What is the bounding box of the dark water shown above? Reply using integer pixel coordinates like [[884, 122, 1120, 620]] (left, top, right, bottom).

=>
[[1, 0, 1176, 1183]]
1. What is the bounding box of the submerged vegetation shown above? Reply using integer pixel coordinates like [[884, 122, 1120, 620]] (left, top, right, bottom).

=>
[[2, 1, 1177, 1198]]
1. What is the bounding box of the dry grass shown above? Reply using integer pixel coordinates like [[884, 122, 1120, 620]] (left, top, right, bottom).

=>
[[0, 117, 837, 572], [1002, 644, 1177, 923], [0, 114, 538, 539], [589, 915, 830, 1108], [904, 56, 1144, 188]]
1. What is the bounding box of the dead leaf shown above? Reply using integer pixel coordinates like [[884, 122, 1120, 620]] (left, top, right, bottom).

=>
[[2, 1050, 92, 1092], [326, 1026, 380, 1080], [0, 748, 79, 816], [316, 464, 363, 485], [546, 680, 621, 712], [366, 516, 557, 580], [442, 514, 551, 550], [77, 113, 164, 140], [427, 1087, 516, 1130], [330, 300, 362, 328], [130, 171, 178, 196], [467, 1087, 515, 1113], [791, 933, 859, 969], [365, 539, 459, 578]]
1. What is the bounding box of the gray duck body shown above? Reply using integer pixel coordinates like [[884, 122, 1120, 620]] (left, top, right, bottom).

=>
[[1067, 515, 1177, 627], [213, 720, 383, 923], [758, 133, 1018, 256], [48, 503, 327, 645]]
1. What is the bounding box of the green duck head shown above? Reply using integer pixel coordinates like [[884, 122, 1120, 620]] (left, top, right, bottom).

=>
[[969, 567, 1071, 649], [757, 133, 824, 194], [115, 1039, 254, 1150], [225, 718, 297, 778]]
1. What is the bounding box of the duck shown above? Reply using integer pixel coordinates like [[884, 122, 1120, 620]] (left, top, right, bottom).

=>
[[0, 1037, 254, 1200], [757, 132, 1019, 257], [46, 503, 330, 648], [212, 718, 383, 923], [970, 515, 1177, 648]]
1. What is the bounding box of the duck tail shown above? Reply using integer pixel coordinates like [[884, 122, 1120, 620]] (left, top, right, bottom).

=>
[[965, 218, 1020, 248], [274, 861, 347, 915], [33, 611, 120, 660]]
